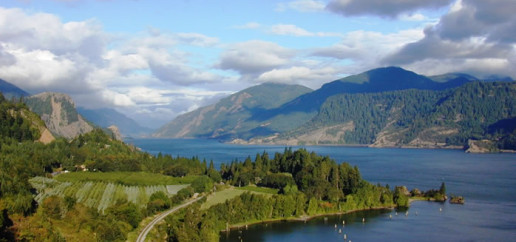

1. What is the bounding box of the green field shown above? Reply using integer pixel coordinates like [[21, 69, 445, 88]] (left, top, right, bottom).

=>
[[30, 173, 191, 212], [55, 171, 198, 185], [201, 186, 277, 210], [201, 188, 246, 210], [236, 185, 279, 194]]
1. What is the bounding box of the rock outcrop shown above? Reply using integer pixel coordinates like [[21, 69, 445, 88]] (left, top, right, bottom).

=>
[[465, 139, 498, 153], [107, 125, 123, 141], [26, 92, 94, 139]]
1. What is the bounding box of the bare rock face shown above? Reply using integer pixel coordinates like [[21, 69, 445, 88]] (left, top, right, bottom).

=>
[[38, 128, 55, 144], [26, 92, 94, 139], [465, 139, 498, 153], [108, 125, 123, 141]]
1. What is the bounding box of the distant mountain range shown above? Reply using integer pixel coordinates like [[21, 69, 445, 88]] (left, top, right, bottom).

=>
[[2, 66, 515, 151], [0, 78, 29, 99], [77, 107, 153, 138], [153, 83, 313, 139], [154, 66, 516, 151]]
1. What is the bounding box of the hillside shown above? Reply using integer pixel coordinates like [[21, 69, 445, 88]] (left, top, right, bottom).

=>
[[156, 67, 476, 142], [0, 78, 29, 99], [25, 92, 94, 139], [257, 82, 516, 150], [78, 107, 153, 137], [271, 67, 472, 115], [0, 92, 54, 144], [153, 83, 313, 140]]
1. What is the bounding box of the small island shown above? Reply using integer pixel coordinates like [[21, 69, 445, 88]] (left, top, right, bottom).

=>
[[449, 195, 465, 204]]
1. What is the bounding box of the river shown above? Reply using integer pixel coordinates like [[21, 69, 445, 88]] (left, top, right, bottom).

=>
[[130, 138, 516, 241]]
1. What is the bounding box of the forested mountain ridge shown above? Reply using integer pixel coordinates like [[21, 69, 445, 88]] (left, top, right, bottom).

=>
[[25, 92, 94, 139], [256, 82, 516, 151], [158, 67, 511, 147], [268, 66, 472, 115], [153, 83, 313, 140]]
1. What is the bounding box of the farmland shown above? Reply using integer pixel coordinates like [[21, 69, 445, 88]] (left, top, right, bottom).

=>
[[30, 172, 192, 212], [54, 171, 198, 185]]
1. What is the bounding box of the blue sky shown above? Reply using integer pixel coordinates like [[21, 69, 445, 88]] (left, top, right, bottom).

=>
[[1, 0, 515, 128]]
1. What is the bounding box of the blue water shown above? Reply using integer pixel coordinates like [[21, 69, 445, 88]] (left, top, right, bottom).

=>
[[130, 139, 516, 242]]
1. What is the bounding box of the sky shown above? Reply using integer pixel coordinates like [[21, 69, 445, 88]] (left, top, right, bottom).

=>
[[0, 0, 515, 128]]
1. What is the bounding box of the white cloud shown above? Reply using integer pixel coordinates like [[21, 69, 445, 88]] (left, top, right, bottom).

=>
[[276, 0, 326, 12], [233, 22, 261, 29], [217, 40, 294, 74], [126, 86, 170, 105], [312, 29, 425, 68], [269, 24, 343, 37], [100, 89, 135, 107], [257, 66, 339, 85], [270, 24, 313, 36], [175, 33, 219, 47], [0, 7, 232, 128]]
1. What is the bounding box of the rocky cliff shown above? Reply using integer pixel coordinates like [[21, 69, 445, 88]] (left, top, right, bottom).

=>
[[25, 92, 94, 139]]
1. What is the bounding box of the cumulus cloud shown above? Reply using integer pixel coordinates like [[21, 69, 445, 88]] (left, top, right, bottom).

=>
[[217, 40, 294, 75], [0, 7, 231, 128], [0, 7, 107, 94], [233, 22, 261, 29], [257, 66, 339, 85], [269, 24, 342, 37], [270, 24, 313, 36], [326, 0, 453, 18], [383, 0, 516, 77], [312, 29, 424, 70], [275, 0, 326, 12]]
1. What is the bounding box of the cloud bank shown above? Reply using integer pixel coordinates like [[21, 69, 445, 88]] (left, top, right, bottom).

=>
[[383, 0, 516, 77]]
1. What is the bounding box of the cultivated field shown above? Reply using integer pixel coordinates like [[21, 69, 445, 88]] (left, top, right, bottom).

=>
[[54, 171, 198, 185], [30, 172, 192, 212]]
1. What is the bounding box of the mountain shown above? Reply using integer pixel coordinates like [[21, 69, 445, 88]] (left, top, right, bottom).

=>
[[155, 66, 515, 150], [273, 66, 472, 115], [0, 78, 29, 99], [153, 83, 313, 139], [25, 92, 94, 139], [254, 82, 516, 150], [483, 75, 514, 82], [156, 66, 474, 141], [77, 107, 153, 137], [0, 92, 54, 144], [428, 73, 479, 83]]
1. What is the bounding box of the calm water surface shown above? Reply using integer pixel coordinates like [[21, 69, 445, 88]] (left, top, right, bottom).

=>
[[130, 139, 516, 242]]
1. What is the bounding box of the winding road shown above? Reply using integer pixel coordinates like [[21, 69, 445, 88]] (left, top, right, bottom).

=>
[[136, 196, 204, 242]]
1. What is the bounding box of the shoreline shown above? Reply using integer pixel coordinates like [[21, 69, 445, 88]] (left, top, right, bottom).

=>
[[221, 205, 395, 232], [130, 138, 516, 153], [221, 198, 448, 233]]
